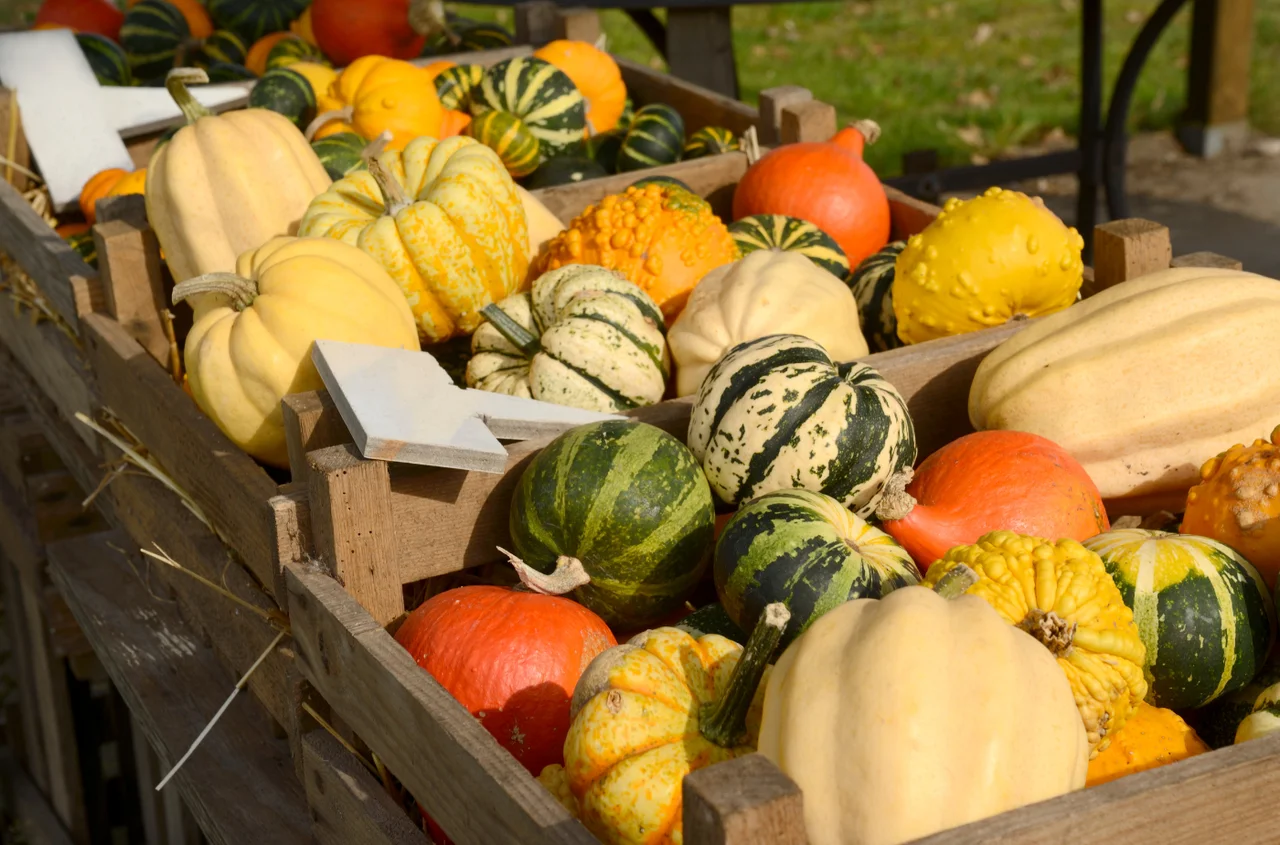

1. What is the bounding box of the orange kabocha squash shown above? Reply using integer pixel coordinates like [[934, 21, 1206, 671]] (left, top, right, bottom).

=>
[[1085, 702, 1209, 786], [306, 55, 443, 149], [535, 182, 738, 320], [877, 430, 1109, 571], [534, 39, 626, 134], [1183, 425, 1280, 589], [732, 121, 890, 266]]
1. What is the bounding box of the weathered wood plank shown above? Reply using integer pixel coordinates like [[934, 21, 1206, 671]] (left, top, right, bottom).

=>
[[885, 186, 943, 241], [281, 390, 350, 487], [780, 99, 837, 144], [1, 751, 77, 845], [92, 217, 169, 365], [757, 86, 812, 146], [1089, 218, 1173, 294], [1170, 251, 1244, 271], [1, 89, 32, 193], [1, 560, 49, 794], [301, 730, 429, 845], [684, 754, 806, 845], [0, 180, 94, 333]]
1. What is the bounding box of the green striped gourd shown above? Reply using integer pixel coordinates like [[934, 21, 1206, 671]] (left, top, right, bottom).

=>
[[311, 132, 367, 181], [204, 61, 257, 82], [522, 157, 607, 189], [466, 264, 669, 411], [470, 57, 586, 160], [265, 35, 327, 70], [617, 103, 685, 172], [423, 20, 515, 54], [206, 0, 307, 43], [120, 0, 190, 82], [728, 214, 851, 282], [434, 64, 483, 111], [629, 174, 690, 192], [247, 66, 315, 129], [194, 29, 248, 67], [1197, 656, 1280, 748], [687, 333, 917, 514], [677, 603, 746, 643], [65, 232, 98, 270], [715, 489, 920, 647], [587, 129, 623, 172], [76, 33, 131, 86], [850, 241, 906, 352], [508, 419, 715, 629], [683, 126, 736, 160], [1084, 529, 1277, 709], [467, 109, 541, 179]]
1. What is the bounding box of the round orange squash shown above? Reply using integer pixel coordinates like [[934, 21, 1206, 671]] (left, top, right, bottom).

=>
[[309, 0, 427, 66], [245, 31, 293, 75], [533, 39, 626, 135], [35, 0, 123, 39], [79, 167, 127, 224], [1085, 702, 1209, 787]]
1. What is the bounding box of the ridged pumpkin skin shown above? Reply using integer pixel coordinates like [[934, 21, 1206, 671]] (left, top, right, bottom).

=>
[[533, 40, 626, 135], [894, 187, 1084, 344], [878, 430, 1110, 571], [1085, 702, 1209, 787], [393, 584, 616, 776], [470, 57, 587, 160], [1183, 426, 1280, 590], [535, 183, 739, 320], [311, 56, 443, 149], [850, 241, 905, 352], [969, 266, 1280, 507], [77, 32, 132, 86], [1084, 529, 1275, 709], [727, 213, 851, 282], [178, 237, 418, 467], [667, 250, 868, 397], [298, 135, 528, 343], [924, 532, 1148, 756], [759, 583, 1088, 845]]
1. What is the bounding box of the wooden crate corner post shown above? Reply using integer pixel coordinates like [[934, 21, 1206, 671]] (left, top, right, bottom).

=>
[[683, 754, 806, 845], [90, 196, 169, 366], [779, 99, 837, 145], [757, 86, 813, 146], [1088, 218, 1172, 294]]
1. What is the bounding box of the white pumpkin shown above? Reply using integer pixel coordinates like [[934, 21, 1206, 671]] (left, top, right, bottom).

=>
[[668, 249, 868, 396]]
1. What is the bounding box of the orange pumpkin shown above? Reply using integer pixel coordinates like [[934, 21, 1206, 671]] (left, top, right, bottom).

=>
[[533, 40, 626, 135], [245, 31, 294, 76], [289, 5, 318, 46], [732, 121, 890, 266], [308, 55, 443, 149], [309, 0, 426, 66], [439, 108, 472, 138], [420, 58, 455, 79], [35, 0, 123, 39], [877, 430, 1109, 571], [106, 168, 146, 199], [1085, 702, 1209, 787], [167, 0, 212, 39], [55, 222, 90, 238], [79, 167, 127, 224]]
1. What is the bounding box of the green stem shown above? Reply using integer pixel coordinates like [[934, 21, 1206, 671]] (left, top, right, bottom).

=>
[[365, 156, 414, 217], [171, 272, 257, 312], [165, 68, 214, 125], [932, 564, 979, 599], [480, 303, 541, 358], [699, 601, 789, 748]]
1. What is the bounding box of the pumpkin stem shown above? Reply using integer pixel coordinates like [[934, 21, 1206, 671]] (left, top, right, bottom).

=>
[[480, 303, 542, 357], [873, 468, 916, 522], [698, 601, 790, 749], [931, 564, 979, 599], [740, 125, 761, 165], [1016, 608, 1077, 657], [361, 130, 393, 163], [165, 67, 214, 125], [498, 547, 591, 595], [304, 106, 354, 142], [408, 0, 458, 43], [851, 119, 882, 146], [366, 156, 415, 217], [171, 272, 258, 312]]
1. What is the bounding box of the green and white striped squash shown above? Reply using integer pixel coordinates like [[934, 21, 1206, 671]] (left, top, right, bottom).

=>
[[470, 57, 586, 160], [265, 35, 327, 70], [247, 66, 315, 129], [120, 0, 190, 83], [204, 61, 257, 82], [65, 232, 98, 270], [687, 333, 917, 514], [434, 64, 483, 111], [677, 602, 746, 643], [728, 214, 851, 282], [195, 29, 248, 67], [683, 126, 736, 160], [1197, 656, 1280, 748], [1236, 681, 1280, 744], [77, 33, 131, 86], [311, 132, 367, 182], [422, 20, 515, 55], [850, 240, 906, 352], [587, 129, 623, 172], [617, 103, 685, 172], [467, 109, 541, 179], [522, 157, 608, 189], [715, 488, 920, 647], [1084, 529, 1277, 710], [508, 419, 715, 629], [466, 264, 670, 411], [206, 0, 307, 43]]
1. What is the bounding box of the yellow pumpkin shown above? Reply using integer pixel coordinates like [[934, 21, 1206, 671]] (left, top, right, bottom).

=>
[[759, 567, 1087, 845], [288, 61, 337, 102], [924, 531, 1148, 756], [172, 236, 418, 467], [298, 135, 529, 343], [516, 185, 564, 273], [307, 55, 442, 150], [146, 69, 330, 316], [106, 167, 146, 197], [1086, 702, 1209, 787], [533, 40, 627, 135]]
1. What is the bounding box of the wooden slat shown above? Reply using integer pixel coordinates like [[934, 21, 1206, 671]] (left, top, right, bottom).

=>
[[281, 390, 351, 487], [0, 412, 61, 492], [301, 730, 429, 845], [92, 217, 169, 365], [0, 180, 95, 333], [1, 751, 77, 845], [617, 57, 758, 135], [780, 100, 837, 145], [1, 560, 49, 794], [46, 531, 312, 845], [757, 86, 813, 146], [1, 89, 31, 193], [684, 754, 806, 845], [884, 186, 943, 241], [284, 563, 596, 845], [1170, 251, 1244, 271], [513, 0, 560, 45], [1089, 218, 1173, 293]]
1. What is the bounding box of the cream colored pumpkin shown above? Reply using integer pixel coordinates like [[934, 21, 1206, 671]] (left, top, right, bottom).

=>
[[174, 237, 418, 467], [517, 185, 565, 273], [668, 250, 868, 396], [969, 266, 1280, 507], [298, 135, 529, 343], [1236, 681, 1280, 744], [759, 575, 1088, 845]]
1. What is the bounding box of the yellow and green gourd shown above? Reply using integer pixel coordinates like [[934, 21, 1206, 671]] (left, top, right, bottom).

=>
[[683, 126, 737, 159], [434, 63, 484, 111]]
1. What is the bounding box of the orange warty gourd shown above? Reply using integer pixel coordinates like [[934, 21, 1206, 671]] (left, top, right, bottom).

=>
[[310, 0, 427, 65], [1183, 425, 1280, 590], [534, 40, 627, 134], [79, 167, 127, 224], [535, 183, 739, 320], [1085, 702, 1209, 787], [245, 31, 293, 75], [877, 430, 1109, 571], [732, 121, 890, 267], [35, 0, 123, 39]]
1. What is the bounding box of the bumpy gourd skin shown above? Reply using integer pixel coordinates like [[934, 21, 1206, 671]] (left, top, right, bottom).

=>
[[894, 186, 1084, 344], [1085, 702, 1208, 786], [1183, 426, 1280, 590], [924, 531, 1147, 756]]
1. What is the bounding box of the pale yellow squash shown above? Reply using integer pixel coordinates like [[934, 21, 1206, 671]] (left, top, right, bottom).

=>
[[174, 237, 418, 467], [298, 135, 529, 343], [517, 185, 564, 273], [969, 266, 1280, 507]]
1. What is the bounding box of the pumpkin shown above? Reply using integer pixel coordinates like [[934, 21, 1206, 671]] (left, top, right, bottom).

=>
[[508, 419, 715, 629], [244, 31, 292, 75], [120, 0, 191, 82], [1083, 528, 1276, 709], [1197, 656, 1280, 749], [434, 63, 483, 111], [924, 532, 1148, 755], [310, 0, 428, 66], [587, 129, 624, 172], [732, 121, 889, 267], [516, 185, 564, 268], [467, 109, 541, 178], [687, 334, 916, 514], [466, 264, 670, 411], [298, 136, 528, 343], [534, 182, 739, 320], [1183, 425, 1280, 590], [470, 57, 587, 160], [683, 126, 736, 159], [288, 4, 316, 45], [105, 168, 146, 198], [422, 19, 514, 55], [522, 157, 608, 189], [850, 240, 905, 352], [164, 0, 211, 38], [206, 0, 307, 43], [264, 33, 326, 70], [617, 104, 685, 172], [439, 108, 471, 138], [286, 61, 337, 105], [1235, 681, 1280, 744], [310, 131, 367, 181], [968, 266, 1280, 508], [876, 430, 1110, 571], [667, 250, 867, 397], [759, 568, 1087, 845], [562, 601, 788, 845], [305, 56, 443, 150], [76, 33, 132, 86], [193, 28, 248, 67], [204, 61, 255, 82], [533, 39, 626, 135], [727, 213, 851, 282], [1085, 702, 1209, 786], [630, 174, 687, 192], [79, 167, 127, 224], [246, 66, 315, 128], [393, 564, 617, 775], [146, 68, 330, 309], [34, 0, 123, 39], [716, 488, 920, 648]]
